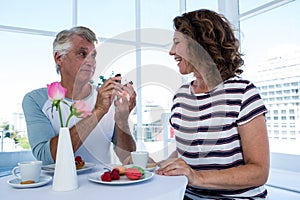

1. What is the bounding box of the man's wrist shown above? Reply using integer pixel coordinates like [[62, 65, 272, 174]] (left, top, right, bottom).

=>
[[92, 109, 105, 121], [116, 121, 130, 133]]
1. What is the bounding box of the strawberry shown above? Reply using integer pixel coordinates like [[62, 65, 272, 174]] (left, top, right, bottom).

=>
[[110, 168, 120, 180], [75, 156, 82, 162], [113, 166, 126, 175], [101, 171, 111, 182]]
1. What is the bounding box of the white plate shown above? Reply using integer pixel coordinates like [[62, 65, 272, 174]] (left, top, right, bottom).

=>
[[7, 175, 52, 189], [42, 162, 96, 173], [88, 170, 154, 185]]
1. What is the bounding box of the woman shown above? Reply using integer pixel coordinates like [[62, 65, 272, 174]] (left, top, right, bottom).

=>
[[156, 9, 269, 199]]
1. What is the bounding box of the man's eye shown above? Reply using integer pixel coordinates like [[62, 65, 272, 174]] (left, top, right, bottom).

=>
[[91, 53, 97, 59], [79, 51, 87, 57]]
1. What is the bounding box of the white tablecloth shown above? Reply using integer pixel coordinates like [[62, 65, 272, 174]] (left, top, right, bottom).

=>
[[0, 165, 188, 200]]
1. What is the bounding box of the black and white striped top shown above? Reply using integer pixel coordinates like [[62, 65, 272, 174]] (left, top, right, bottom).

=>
[[170, 76, 268, 199]]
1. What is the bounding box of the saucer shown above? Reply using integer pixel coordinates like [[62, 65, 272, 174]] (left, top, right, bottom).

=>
[[7, 175, 52, 189], [145, 165, 158, 172], [42, 162, 96, 174], [125, 164, 158, 172]]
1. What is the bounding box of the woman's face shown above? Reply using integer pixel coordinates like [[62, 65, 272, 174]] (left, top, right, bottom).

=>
[[169, 31, 193, 75]]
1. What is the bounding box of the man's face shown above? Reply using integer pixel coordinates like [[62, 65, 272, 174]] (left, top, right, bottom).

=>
[[59, 34, 97, 84]]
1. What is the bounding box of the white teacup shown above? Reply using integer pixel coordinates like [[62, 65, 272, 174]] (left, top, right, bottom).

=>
[[12, 160, 42, 182], [131, 151, 149, 168]]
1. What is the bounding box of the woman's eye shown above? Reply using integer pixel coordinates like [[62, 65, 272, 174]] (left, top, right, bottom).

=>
[[173, 39, 180, 45]]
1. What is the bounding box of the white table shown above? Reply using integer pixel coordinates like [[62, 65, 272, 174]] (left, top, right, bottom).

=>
[[0, 165, 188, 200]]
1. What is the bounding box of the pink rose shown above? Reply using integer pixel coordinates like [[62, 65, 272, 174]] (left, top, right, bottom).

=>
[[47, 82, 67, 102], [71, 100, 92, 118], [47, 82, 92, 127]]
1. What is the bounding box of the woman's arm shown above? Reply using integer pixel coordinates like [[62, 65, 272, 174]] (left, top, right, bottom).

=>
[[157, 114, 270, 190]]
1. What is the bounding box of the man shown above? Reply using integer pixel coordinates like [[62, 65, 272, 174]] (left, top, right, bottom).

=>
[[22, 26, 136, 165]]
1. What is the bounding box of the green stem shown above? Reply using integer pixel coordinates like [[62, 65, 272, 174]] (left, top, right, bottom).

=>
[[65, 114, 73, 127], [57, 103, 64, 127]]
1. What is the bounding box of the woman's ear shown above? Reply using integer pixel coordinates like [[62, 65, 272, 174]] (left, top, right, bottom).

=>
[[54, 52, 63, 65]]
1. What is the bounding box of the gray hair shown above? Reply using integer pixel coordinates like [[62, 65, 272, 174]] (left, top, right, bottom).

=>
[[53, 26, 98, 74]]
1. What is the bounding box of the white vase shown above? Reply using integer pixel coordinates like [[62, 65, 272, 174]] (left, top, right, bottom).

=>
[[52, 127, 78, 191]]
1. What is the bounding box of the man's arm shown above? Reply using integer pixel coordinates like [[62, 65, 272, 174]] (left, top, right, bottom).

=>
[[113, 123, 136, 163], [50, 77, 124, 162], [22, 90, 55, 165], [49, 109, 106, 161], [113, 83, 137, 162]]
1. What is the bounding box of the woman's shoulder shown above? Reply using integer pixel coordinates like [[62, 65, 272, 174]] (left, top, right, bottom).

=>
[[175, 82, 191, 94], [178, 81, 191, 89], [223, 76, 256, 88], [222, 76, 262, 98], [225, 76, 251, 83]]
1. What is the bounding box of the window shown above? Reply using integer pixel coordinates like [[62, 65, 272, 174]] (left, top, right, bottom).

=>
[[0, 31, 58, 152], [290, 116, 295, 120], [281, 116, 287, 120], [240, 0, 300, 156], [78, 0, 135, 38], [0, 0, 71, 31]]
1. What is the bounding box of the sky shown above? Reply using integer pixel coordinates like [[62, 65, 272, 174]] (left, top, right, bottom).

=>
[[0, 0, 299, 130]]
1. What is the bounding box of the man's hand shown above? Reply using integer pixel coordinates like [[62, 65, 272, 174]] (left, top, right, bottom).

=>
[[122, 83, 136, 112], [94, 76, 123, 118], [114, 83, 136, 123]]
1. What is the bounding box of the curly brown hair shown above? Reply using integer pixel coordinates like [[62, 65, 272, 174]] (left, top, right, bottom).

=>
[[173, 9, 244, 81]]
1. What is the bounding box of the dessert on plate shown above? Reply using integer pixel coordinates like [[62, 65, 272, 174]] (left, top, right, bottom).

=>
[[75, 156, 85, 170]]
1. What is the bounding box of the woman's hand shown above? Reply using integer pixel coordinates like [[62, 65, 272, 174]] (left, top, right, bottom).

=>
[[156, 158, 197, 185]]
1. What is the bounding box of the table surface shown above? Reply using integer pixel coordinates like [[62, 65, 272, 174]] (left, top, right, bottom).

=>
[[0, 165, 188, 200]]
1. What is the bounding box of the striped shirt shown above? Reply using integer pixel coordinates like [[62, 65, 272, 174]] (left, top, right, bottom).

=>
[[170, 76, 268, 199]]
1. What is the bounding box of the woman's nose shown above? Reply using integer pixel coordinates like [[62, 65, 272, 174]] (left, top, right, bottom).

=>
[[169, 44, 175, 56]]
